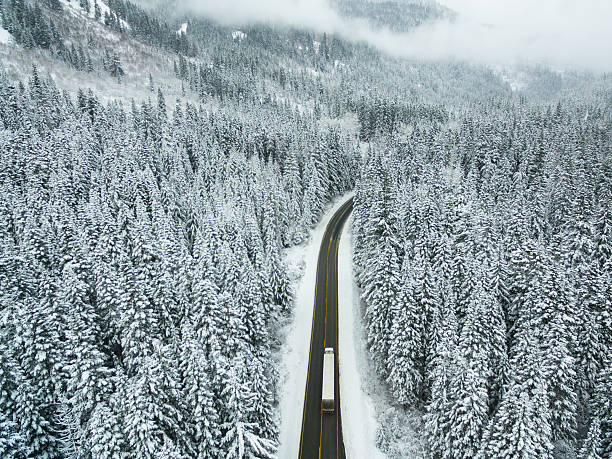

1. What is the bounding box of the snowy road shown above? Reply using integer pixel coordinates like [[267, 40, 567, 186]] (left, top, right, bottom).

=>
[[298, 198, 353, 459]]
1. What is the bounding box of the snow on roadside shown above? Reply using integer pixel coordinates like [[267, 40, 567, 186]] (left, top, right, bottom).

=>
[[337, 216, 386, 459], [338, 217, 428, 458], [278, 192, 354, 459]]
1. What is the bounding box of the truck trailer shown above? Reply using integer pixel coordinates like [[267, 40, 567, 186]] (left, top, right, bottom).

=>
[[322, 347, 335, 413]]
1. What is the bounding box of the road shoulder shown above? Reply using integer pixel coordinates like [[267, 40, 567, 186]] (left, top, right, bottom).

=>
[[337, 214, 386, 459], [278, 192, 355, 458]]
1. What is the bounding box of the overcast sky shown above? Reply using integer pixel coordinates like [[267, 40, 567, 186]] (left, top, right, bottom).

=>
[[164, 0, 612, 72]]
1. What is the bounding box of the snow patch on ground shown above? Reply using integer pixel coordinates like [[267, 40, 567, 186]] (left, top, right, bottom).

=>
[[90, 0, 130, 30], [177, 23, 188, 35], [278, 192, 354, 459], [337, 217, 385, 459], [0, 28, 13, 45], [232, 30, 246, 41], [60, 0, 130, 31]]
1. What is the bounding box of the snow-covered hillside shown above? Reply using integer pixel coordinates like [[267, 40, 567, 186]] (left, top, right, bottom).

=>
[[0, 62, 358, 458], [352, 103, 612, 457], [0, 0, 197, 106]]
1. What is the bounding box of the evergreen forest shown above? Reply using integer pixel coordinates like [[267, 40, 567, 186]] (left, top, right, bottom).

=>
[[0, 0, 610, 458]]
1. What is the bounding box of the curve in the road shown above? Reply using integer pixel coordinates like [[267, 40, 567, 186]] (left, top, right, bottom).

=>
[[298, 198, 353, 459]]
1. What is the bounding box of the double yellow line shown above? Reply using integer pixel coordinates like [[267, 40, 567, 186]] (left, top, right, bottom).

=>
[[333, 202, 352, 458], [298, 199, 353, 459]]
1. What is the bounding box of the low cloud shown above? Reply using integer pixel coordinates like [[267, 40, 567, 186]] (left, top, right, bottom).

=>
[[179, 0, 342, 31], [162, 0, 612, 72], [426, 0, 612, 72]]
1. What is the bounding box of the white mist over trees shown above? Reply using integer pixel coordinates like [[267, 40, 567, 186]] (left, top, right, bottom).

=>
[[136, 0, 612, 72]]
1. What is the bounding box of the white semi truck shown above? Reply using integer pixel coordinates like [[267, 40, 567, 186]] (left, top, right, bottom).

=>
[[322, 347, 335, 413]]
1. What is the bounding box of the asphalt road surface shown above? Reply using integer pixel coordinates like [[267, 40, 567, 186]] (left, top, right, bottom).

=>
[[298, 198, 353, 459]]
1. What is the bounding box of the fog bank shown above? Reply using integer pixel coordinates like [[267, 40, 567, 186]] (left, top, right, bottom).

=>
[[143, 0, 612, 72]]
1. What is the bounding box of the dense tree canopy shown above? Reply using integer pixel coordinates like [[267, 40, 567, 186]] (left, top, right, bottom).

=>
[[353, 100, 611, 457], [0, 69, 356, 457]]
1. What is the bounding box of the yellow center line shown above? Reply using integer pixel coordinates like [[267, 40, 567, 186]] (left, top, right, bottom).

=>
[[319, 226, 334, 459], [327, 201, 352, 458], [299, 220, 332, 459], [299, 199, 353, 459], [324, 236, 333, 348]]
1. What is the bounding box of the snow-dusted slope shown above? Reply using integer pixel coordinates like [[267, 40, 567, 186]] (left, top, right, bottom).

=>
[[60, 0, 130, 30], [0, 0, 198, 107]]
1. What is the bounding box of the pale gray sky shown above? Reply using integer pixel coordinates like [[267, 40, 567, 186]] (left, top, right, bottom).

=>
[[430, 0, 612, 71]]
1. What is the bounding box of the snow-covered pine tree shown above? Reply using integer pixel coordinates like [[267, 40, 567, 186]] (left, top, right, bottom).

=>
[[579, 417, 604, 459], [61, 260, 113, 454], [386, 253, 424, 406], [180, 328, 221, 458], [478, 322, 554, 458], [363, 228, 401, 377], [425, 303, 458, 459]]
